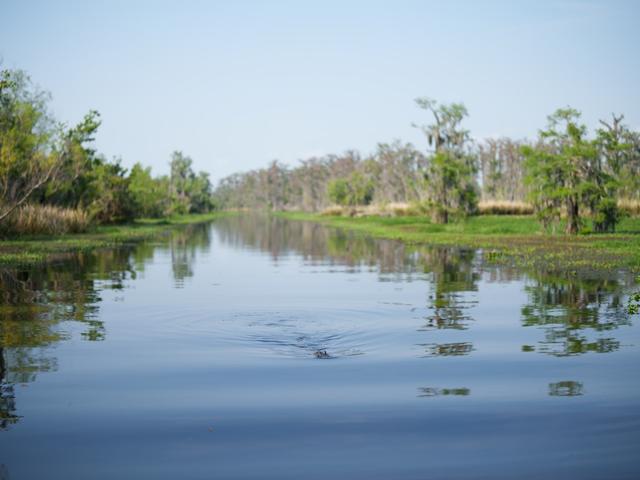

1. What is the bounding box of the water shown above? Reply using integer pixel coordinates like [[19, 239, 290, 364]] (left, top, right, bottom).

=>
[[1, 215, 639, 479]]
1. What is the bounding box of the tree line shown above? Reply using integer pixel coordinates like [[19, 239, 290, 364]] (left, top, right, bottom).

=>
[[2, 67, 639, 236], [0, 68, 214, 235], [215, 98, 640, 234]]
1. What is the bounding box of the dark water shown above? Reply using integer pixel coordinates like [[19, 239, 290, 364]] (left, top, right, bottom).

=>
[[1, 215, 639, 479]]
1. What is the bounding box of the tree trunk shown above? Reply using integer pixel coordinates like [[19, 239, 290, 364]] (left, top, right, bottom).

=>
[[565, 198, 580, 235], [0, 151, 64, 224], [432, 207, 448, 224]]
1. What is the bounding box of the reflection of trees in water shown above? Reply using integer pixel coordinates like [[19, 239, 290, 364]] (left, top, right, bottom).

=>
[[213, 215, 421, 277], [215, 216, 635, 359], [0, 248, 138, 429], [417, 387, 470, 397], [164, 223, 211, 286], [521, 276, 632, 356], [217, 217, 483, 331], [215, 216, 485, 360], [419, 248, 479, 331], [418, 342, 474, 357], [549, 381, 584, 396], [0, 347, 18, 429], [1, 217, 633, 424], [0, 224, 214, 428]]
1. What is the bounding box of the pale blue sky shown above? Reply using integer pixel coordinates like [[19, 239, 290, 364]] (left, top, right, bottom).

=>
[[2, 0, 639, 181]]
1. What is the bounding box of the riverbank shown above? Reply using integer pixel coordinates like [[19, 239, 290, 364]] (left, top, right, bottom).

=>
[[277, 212, 640, 273], [0, 212, 231, 266]]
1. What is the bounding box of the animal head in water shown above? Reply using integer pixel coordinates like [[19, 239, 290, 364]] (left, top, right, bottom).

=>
[[314, 350, 331, 359]]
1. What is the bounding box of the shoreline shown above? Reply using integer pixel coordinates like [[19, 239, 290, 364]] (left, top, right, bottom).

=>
[[3, 210, 639, 273], [275, 212, 640, 274], [0, 212, 232, 266]]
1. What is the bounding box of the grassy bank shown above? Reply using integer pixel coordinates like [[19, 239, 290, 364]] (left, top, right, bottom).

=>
[[0, 212, 231, 266], [277, 212, 640, 273]]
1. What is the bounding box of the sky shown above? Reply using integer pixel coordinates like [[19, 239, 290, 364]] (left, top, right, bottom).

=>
[[1, 0, 639, 182]]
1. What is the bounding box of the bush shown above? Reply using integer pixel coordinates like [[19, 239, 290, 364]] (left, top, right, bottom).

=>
[[327, 172, 374, 207]]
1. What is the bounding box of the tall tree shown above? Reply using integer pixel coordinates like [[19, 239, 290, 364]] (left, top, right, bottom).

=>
[[596, 114, 640, 200], [169, 151, 195, 214], [523, 108, 619, 234], [477, 138, 529, 202], [413, 97, 478, 223], [128, 163, 169, 217], [0, 69, 60, 223], [169, 151, 213, 214]]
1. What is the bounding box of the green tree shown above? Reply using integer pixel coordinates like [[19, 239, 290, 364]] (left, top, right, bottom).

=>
[[0, 69, 59, 223], [128, 163, 169, 217], [327, 171, 374, 207], [327, 178, 349, 206], [523, 108, 620, 234], [413, 97, 478, 223], [42, 110, 102, 209], [168, 151, 213, 214], [169, 151, 194, 214], [596, 114, 640, 201], [84, 158, 134, 223], [188, 171, 213, 213]]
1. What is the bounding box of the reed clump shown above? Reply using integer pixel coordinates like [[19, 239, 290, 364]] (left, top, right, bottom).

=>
[[320, 203, 416, 217], [319, 205, 346, 217], [320, 201, 535, 217], [618, 199, 640, 217], [477, 200, 534, 215], [1, 204, 90, 236]]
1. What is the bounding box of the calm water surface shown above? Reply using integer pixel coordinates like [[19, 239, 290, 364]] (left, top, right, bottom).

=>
[[1, 215, 639, 479]]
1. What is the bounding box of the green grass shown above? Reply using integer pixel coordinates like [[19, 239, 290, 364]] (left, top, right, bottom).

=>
[[0, 212, 232, 266], [277, 212, 640, 273]]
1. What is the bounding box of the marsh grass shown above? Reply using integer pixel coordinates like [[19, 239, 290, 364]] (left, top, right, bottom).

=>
[[319, 199, 640, 219], [619, 199, 640, 217], [1, 205, 90, 236], [320, 202, 428, 217], [478, 200, 534, 215], [321, 201, 535, 217]]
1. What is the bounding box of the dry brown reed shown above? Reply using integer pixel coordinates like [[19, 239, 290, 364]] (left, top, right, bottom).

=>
[[618, 199, 640, 217], [1, 204, 90, 236], [320, 201, 535, 217], [477, 200, 534, 215]]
